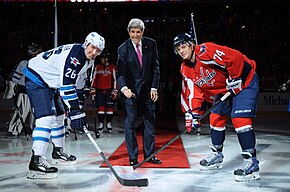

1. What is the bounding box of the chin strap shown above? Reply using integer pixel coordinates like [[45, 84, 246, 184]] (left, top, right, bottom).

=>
[[186, 49, 196, 67], [189, 50, 195, 62]]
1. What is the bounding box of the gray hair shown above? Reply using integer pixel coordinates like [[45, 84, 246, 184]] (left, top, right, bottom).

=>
[[127, 18, 145, 33]]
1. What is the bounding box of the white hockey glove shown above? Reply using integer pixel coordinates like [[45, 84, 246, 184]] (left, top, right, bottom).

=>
[[226, 77, 243, 95], [68, 110, 87, 131], [185, 111, 200, 133]]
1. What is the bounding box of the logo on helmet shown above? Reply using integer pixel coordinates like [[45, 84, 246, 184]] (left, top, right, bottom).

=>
[[85, 32, 105, 54]]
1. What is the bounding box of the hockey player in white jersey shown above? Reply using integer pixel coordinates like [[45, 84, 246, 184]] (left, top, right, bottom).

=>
[[5, 43, 42, 137], [23, 32, 105, 179]]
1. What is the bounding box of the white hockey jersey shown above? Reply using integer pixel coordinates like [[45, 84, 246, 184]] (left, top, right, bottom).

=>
[[23, 43, 93, 110], [11, 60, 28, 86]]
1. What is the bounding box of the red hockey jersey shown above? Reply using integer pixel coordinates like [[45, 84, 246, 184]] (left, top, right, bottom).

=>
[[91, 63, 117, 90], [180, 42, 256, 113]]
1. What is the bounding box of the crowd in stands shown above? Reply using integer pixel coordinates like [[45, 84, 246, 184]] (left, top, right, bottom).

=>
[[0, 1, 289, 101]]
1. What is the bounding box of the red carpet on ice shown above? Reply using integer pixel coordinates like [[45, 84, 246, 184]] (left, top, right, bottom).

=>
[[101, 116, 190, 168]]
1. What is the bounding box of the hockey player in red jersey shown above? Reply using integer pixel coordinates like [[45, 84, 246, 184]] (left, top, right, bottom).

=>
[[173, 33, 260, 182], [90, 52, 118, 134], [180, 65, 214, 135]]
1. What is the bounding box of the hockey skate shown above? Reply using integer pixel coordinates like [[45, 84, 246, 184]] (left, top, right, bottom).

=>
[[234, 152, 260, 182], [199, 145, 224, 171], [27, 151, 58, 179], [106, 122, 112, 133], [51, 144, 77, 166], [98, 122, 104, 133]]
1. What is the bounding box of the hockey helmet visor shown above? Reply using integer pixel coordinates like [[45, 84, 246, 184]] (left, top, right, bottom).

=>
[[173, 33, 194, 54]]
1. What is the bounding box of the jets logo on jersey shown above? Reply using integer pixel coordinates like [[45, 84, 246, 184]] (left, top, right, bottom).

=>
[[195, 67, 216, 87], [70, 57, 80, 67], [198, 44, 207, 57]]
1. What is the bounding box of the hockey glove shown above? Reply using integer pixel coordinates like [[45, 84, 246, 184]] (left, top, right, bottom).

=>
[[68, 110, 87, 131], [90, 88, 96, 97], [83, 86, 90, 99], [226, 77, 242, 95], [110, 89, 119, 100], [185, 111, 200, 132]]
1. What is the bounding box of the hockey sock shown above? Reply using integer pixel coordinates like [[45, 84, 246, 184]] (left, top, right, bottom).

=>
[[211, 129, 225, 151], [237, 129, 256, 156], [32, 116, 53, 157], [97, 107, 105, 123], [51, 114, 65, 148]]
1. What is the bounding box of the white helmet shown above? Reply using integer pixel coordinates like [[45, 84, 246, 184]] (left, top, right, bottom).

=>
[[85, 32, 105, 53]]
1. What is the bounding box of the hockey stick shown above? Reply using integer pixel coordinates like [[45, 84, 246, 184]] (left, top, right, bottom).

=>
[[91, 96, 100, 138], [83, 126, 149, 187], [133, 92, 231, 170], [15, 106, 30, 141], [190, 13, 198, 45]]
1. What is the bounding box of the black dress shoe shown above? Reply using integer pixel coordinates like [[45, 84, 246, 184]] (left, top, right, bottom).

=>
[[129, 159, 138, 166], [148, 157, 162, 164]]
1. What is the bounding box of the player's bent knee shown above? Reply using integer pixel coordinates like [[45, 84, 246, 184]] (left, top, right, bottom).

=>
[[232, 117, 253, 133]]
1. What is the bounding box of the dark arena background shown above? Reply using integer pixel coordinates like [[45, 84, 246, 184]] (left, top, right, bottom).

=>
[[0, 0, 290, 192]]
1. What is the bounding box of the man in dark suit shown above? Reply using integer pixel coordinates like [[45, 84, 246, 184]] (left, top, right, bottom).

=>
[[116, 18, 161, 166]]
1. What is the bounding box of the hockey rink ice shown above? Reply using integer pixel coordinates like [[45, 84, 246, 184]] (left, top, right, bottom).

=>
[[0, 114, 289, 192]]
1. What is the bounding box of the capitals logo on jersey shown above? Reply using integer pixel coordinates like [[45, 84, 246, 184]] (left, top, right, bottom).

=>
[[96, 68, 112, 76], [198, 44, 207, 57], [70, 57, 80, 67], [195, 67, 216, 87]]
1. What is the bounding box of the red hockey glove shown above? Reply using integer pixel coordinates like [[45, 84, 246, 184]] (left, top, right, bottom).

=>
[[185, 111, 200, 132], [226, 77, 242, 95], [110, 89, 119, 100]]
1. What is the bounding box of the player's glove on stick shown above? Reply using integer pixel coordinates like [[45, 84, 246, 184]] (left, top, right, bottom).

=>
[[90, 88, 96, 97], [68, 110, 87, 131], [185, 111, 200, 132], [110, 89, 119, 100], [226, 77, 242, 95], [83, 86, 91, 99]]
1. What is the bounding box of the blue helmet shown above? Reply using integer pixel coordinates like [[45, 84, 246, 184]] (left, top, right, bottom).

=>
[[173, 33, 194, 54]]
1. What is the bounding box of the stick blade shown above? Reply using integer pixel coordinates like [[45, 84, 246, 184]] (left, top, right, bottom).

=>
[[132, 163, 143, 170], [121, 178, 149, 187]]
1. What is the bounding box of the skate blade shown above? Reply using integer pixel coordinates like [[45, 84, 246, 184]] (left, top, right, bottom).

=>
[[234, 172, 260, 182], [27, 171, 58, 179], [51, 159, 77, 166], [199, 163, 223, 171]]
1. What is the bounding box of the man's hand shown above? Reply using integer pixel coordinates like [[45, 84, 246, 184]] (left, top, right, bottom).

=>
[[226, 77, 242, 95], [150, 89, 158, 102], [185, 111, 200, 132], [67, 110, 87, 131], [122, 87, 136, 98]]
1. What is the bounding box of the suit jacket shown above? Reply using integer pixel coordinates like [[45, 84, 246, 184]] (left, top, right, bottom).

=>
[[116, 36, 160, 105]]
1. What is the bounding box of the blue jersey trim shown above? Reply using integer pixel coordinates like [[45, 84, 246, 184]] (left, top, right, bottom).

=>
[[23, 66, 48, 88]]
